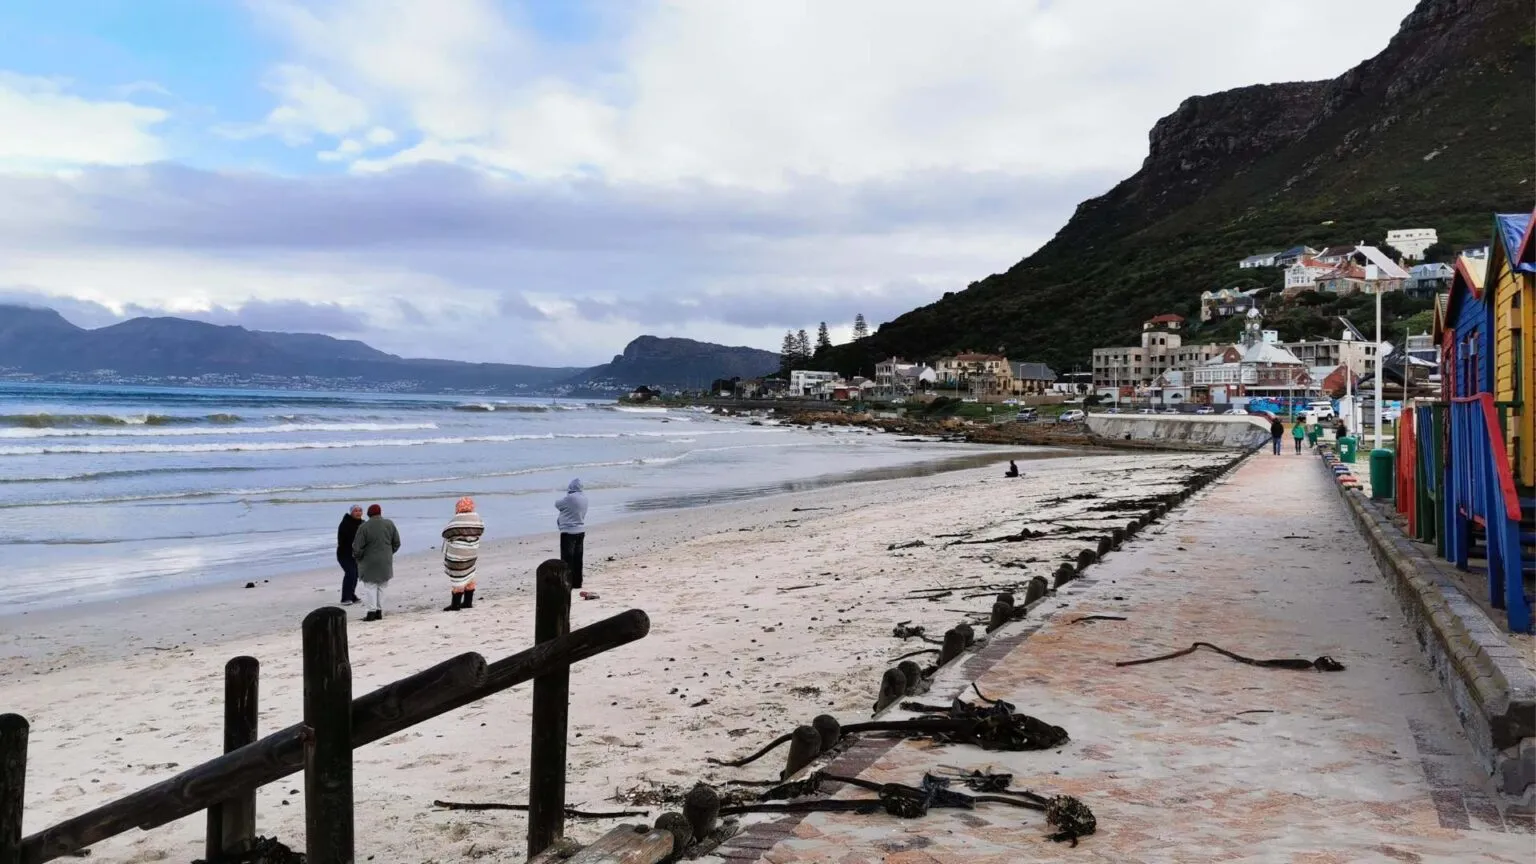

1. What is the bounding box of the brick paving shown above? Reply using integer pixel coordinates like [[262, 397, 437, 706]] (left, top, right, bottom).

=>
[[705, 453, 1534, 863]]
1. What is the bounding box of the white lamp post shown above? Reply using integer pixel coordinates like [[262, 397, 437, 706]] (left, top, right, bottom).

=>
[[1370, 265, 1384, 449]]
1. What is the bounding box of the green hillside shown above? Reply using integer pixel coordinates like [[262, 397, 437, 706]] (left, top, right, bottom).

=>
[[828, 0, 1534, 375]]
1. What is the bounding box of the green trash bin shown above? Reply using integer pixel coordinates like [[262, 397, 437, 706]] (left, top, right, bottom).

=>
[[1339, 436, 1358, 463], [1369, 448, 1394, 500]]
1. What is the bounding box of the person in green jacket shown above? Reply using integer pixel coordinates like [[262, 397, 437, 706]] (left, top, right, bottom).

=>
[[353, 503, 401, 622], [1305, 417, 1321, 449], [1291, 419, 1306, 454]]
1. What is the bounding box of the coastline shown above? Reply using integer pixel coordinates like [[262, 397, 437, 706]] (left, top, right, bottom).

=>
[[0, 448, 1227, 863]]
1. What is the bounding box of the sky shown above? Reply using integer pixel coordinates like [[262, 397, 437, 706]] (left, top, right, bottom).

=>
[[0, 0, 1419, 366]]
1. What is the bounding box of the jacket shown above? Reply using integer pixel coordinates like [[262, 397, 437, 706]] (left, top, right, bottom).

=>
[[556, 479, 588, 534], [353, 516, 401, 584], [1291, 422, 1306, 439], [336, 513, 363, 557], [1270, 420, 1284, 438]]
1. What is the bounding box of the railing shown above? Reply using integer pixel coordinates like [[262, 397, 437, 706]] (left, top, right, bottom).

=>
[[1448, 395, 1533, 633], [0, 560, 659, 864]]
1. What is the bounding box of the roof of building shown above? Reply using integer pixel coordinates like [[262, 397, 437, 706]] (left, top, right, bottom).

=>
[[1241, 252, 1282, 263], [1278, 245, 1316, 257], [1010, 362, 1057, 381], [1317, 245, 1357, 259], [1494, 212, 1535, 275], [1409, 262, 1455, 278], [1518, 210, 1536, 269], [1353, 245, 1411, 280], [1445, 255, 1490, 326], [952, 353, 1004, 362], [1146, 313, 1185, 324]]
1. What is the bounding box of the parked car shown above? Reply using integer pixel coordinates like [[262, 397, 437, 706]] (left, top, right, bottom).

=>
[[1307, 400, 1336, 420], [1058, 409, 1087, 423], [1194, 406, 1215, 415], [1223, 407, 1248, 415], [1103, 407, 1122, 414], [1015, 408, 1039, 422], [1137, 408, 1154, 415]]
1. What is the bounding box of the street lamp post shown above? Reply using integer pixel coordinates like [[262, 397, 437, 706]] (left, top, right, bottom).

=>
[[1374, 279, 1384, 449]]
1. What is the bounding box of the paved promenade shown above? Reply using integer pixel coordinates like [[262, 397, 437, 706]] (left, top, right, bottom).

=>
[[708, 452, 1533, 863]]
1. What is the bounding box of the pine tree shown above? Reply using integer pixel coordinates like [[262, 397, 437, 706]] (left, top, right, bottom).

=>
[[780, 331, 798, 371], [796, 329, 812, 362], [853, 313, 869, 340], [816, 322, 833, 354]]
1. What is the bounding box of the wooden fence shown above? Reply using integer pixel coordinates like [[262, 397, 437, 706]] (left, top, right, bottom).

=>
[[0, 559, 661, 864]]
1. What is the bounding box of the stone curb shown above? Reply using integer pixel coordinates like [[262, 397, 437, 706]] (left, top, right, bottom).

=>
[[1321, 450, 1536, 804]]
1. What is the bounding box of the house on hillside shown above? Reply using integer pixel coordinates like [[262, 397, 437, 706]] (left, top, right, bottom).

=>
[[1283, 257, 1334, 295], [935, 353, 1011, 395], [1316, 245, 1360, 265], [1008, 362, 1057, 395], [1200, 287, 1260, 321], [1274, 246, 1319, 267], [875, 357, 937, 397], [1238, 251, 1282, 268], [1405, 262, 1455, 299], [1385, 228, 1438, 260]]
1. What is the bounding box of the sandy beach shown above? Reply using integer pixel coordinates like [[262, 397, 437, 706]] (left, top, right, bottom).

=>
[[0, 446, 1229, 863]]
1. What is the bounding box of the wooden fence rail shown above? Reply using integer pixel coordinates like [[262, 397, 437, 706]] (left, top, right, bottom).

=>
[[3, 561, 650, 864]]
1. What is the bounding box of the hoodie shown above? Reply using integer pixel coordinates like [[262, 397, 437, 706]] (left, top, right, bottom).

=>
[[556, 478, 589, 534]]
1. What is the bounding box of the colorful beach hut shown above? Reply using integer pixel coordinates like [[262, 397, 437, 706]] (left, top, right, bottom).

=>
[[1489, 211, 1536, 487], [1441, 250, 1531, 633]]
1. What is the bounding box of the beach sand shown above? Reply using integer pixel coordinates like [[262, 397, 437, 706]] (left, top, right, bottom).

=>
[[0, 447, 1228, 863]]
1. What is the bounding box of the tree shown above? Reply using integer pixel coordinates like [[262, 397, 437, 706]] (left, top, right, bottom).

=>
[[853, 313, 869, 340], [780, 331, 798, 371], [815, 322, 833, 354], [796, 329, 812, 362]]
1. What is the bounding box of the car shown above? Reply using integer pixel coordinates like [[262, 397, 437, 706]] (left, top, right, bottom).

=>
[[1306, 401, 1336, 420], [1015, 408, 1039, 422], [1058, 409, 1087, 423], [1160, 408, 1180, 415], [1104, 407, 1122, 414], [1194, 406, 1215, 415], [1223, 407, 1248, 415], [1137, 408, 1154, 415]]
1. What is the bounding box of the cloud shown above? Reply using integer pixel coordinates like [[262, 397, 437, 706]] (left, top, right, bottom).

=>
[[242, 0, 1414, 183], [0, 73, 167, 169]]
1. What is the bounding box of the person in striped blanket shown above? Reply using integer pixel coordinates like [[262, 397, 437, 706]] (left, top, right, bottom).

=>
[[442, 496, 485, 611]]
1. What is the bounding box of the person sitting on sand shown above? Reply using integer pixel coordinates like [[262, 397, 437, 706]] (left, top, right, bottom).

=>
[[1005, 460, 1020, 478], [442, 496, 485, 612], [336, 505, 364, 605], [556, 478, 589, 590], [353, 503, 400, 622]]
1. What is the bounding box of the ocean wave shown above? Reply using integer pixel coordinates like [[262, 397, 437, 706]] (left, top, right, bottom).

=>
[[0, 429, 735, 456], [0, 421, 439, 440], [0, 412, 243, 428], [452, 403, 550, 413], [0, 465, 261, 484]]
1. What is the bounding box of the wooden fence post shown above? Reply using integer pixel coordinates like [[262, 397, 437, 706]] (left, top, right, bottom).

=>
[[302, 609, 353, 864], [207, 657, 259, 861], [0, 713, 27, 864], [528, 560, 572, 859]]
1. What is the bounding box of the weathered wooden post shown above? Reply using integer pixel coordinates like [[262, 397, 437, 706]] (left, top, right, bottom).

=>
[[207, 657, 259, 861], [528, 559, 572, 859], [781, 726, 821, 779], [987, 601, 1011, 633], [873, 667, 907, 713], [302, 609, 353, 864], [939, 627, 966, 665], [0, 713, 27, 864]]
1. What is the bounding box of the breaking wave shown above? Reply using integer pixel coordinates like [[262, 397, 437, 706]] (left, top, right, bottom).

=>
[[0, 422, 439, 439]]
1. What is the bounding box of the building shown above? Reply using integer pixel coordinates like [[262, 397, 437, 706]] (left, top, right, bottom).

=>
[[1315, 245, 1360, 265], [789, 369, 839, 398], [1313, 248, 1410, 295], [1283, 257, 1334, 295], [1404, 262, 1455, 299], [1008, 362, 1057, 395], [1238, 251, 1282, 268], [1490, 212, 1536, 487], [935, 353, 1011, 395], [1191, 311, 1313, 403], [1091, 314, 1225, 390], [1200, 287, 1260, 321], [875, 357, 936, 397], [1274, 245, 1319, 267], [1282, 337, 1377, 379], [1385, 228, 1438, 260]]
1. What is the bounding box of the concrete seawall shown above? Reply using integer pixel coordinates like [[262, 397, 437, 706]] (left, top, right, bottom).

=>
[[1086, 414, 1272, 449]]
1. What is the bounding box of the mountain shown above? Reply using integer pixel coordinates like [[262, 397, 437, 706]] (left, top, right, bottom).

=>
[[568, 335, 782, 388], [827, 0, 1534, 375]]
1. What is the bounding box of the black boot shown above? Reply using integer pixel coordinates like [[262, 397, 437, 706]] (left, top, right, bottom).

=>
[[461, 590, 474, 609], [443, 592, 462, 612], [364, 610, 381, 622]]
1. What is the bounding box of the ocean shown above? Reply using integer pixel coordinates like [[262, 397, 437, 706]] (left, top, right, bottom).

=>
[[0, 383, 999, 614]]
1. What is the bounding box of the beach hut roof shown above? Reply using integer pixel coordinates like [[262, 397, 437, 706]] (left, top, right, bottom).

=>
[[1519, 209, 1536, 270], [1432, 292, 1450, 341], [1494, 212, 1535, 275], [1444, 255, 1489, 328]]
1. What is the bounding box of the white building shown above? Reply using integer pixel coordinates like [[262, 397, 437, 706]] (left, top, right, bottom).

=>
[[789, 370, 840, 397], [1385, 228, 1438, 260], [1238, 251, 1282, 268], [1284, 258, 1333, 293]]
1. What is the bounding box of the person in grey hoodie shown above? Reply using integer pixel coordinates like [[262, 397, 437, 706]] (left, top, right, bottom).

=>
[[556, 478, 589, 589], [353, 503, 401, 621]]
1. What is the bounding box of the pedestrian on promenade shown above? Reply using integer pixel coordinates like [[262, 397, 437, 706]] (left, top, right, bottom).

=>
[[1306, 416, 1320, 450], [1269, 417, 1284, 454], [556, 478, 589, 589], [336, 504, 364, 605], [442, 496, 484, 612], [1292, 419, 1306, 453], [353, 503, 401, 622]]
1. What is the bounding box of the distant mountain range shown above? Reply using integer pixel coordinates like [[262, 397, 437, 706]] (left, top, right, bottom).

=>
[[0, 305, 781, 393]]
